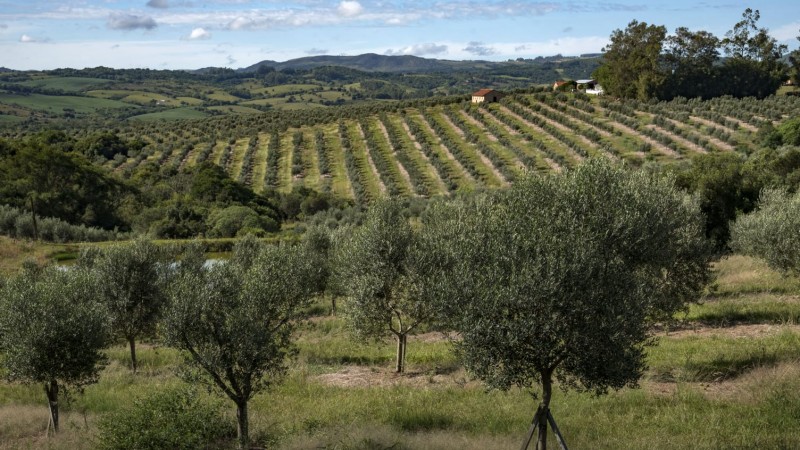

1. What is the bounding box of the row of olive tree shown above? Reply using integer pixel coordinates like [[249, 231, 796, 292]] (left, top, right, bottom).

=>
[[332, 159, 714, 449], [9, 159, 794, 449], [0, 236, 325, 449]]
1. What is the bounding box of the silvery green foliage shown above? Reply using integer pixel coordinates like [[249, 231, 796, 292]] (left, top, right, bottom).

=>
[[731, 188, 800, 275], [80, 238, 170, 372], [420, 159, 712, 394], [333, 199, 438, 372], [164, 236, 320, 448], [0, 264, 110, 388]]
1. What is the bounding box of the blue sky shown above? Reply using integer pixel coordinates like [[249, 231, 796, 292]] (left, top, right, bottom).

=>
[[1, 1, 798, 70]]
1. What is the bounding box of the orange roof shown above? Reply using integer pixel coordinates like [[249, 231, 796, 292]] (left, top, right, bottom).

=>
[[472, 89, 496, 96]]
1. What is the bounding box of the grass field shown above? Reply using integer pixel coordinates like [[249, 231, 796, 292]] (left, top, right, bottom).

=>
[[1, 249, 797, 449], [127, 107, 208, 121], [0, 93, 132, 114], [16, 77, 113, 92]]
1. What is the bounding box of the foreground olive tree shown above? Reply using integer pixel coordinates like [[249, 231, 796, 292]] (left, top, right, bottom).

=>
[[731, 188, 800, 274], [0, 264, 109, 434], [333, 200, 437, 373], [421, 160, 712, 450], [80, 238, 169, 373], [164, 237, 319, 450]]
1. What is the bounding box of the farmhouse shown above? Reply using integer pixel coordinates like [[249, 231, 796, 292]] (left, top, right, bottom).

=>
[[471, 89, 504, 104]]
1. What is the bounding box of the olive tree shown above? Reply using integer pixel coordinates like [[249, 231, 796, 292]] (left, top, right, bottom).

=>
[[420, 160, 712, 450], [164, 237, 320, 450], [731, 188, 800, 275], [81, 238, 169, 373], [333, 199, 437, 373], [0, 264, 109, 434]]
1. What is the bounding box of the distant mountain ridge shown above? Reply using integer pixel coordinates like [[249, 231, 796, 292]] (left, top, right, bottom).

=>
[[240, 53, 598, 74]]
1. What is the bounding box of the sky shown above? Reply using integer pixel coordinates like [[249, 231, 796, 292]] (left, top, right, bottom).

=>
[[0, 1, 798, 71]]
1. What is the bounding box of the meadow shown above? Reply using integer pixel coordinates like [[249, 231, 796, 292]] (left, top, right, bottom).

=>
[[1, 254, 798, 449]]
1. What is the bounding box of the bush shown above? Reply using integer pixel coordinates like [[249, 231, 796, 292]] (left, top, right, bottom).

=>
[[96, 386, 234, 450]]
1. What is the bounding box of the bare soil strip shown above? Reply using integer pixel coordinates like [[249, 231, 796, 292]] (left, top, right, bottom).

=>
[[514, 102, 598, 149]]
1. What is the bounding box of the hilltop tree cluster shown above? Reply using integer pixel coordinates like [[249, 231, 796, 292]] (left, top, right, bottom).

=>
[[595, 9, 799, 100]]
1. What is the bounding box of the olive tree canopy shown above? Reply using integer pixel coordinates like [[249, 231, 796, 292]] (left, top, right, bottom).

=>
[[333, 199, 438, 373], [164, 237, 320, 450], [0, 264, 109, 434], [731, 188, 800, 275], [419, 160, 712, 449]]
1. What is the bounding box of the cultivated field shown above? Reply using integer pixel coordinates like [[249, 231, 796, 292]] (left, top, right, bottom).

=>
[[0, 254, 798, 449], [109, 92, 800, 204]]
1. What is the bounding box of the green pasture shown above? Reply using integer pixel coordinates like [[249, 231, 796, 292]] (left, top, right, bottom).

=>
[[0, 93, 131, 114], [207, 105, 263, 114], [16, 77, 113, 92], [127, 107, 208, 121]]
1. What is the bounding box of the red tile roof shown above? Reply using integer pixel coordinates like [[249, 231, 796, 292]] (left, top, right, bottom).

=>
[[472, 89, 495, 96]]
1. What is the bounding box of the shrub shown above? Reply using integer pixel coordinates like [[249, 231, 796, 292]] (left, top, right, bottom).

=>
[[96, 386, 234, 450]]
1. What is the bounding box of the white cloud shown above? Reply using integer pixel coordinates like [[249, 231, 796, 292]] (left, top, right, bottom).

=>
[[337, 1, 363, 17], [305, 47, 328, 55], [385, 43, 448, 56], [773, 22, 800, 41], [19, 34, 37, 43], [107, 13, 158, 30], [463, 41, 496, 57], [188, 27, 211, 40], [146, 0, 170, 9]]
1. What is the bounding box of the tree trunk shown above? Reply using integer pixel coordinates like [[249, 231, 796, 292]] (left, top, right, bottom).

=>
[[29, 196, 38, 241], [537, 371, 553, 450], [45, 379, 59, 434], [236, 400, 249, 450], [395, 333, 407, 373], [128, 336, 137, 373], [330, 296, 337, 316]]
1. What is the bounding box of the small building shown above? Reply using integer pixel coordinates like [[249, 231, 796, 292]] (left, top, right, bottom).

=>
[[576, 79, 597, 90], [471, 89, 504, 104], [553, 80, 570, 91]]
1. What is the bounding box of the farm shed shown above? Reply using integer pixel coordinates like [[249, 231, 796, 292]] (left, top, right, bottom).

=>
[[471, 89, 504, 104]]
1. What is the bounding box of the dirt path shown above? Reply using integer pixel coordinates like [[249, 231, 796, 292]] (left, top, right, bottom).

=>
[[545, 102, 613, 138], [658, 323, 800, 339], [724, 116, 758, 132], [689, 115, 740, 136], [461, 110, 498, 142]]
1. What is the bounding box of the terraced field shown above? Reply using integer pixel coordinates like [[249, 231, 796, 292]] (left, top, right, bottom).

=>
[[111, 91, 800, 201]]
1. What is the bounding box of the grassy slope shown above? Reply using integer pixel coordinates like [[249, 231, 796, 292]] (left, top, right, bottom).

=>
[[1, 254, 799, 449]]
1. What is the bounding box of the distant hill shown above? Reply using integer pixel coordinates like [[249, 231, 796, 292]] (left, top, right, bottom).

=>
[[239, 53, 587, 74]]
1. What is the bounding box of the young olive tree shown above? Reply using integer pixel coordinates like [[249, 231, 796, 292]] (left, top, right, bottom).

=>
[[164, 237, 320, 450], [333, 199, 437, 373], [420, 160, 712, 450], [731, 188, 800, 275], [0, 264, 109, 434], [81, 238, 169, 373]]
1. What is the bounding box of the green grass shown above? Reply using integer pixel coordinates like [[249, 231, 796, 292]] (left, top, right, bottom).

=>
[[127, 107, 208, 121], [0, 93, 131, 113], [207, 105, 262, 114], [17, 77, 112, 92], [2, 250, 800, 448]]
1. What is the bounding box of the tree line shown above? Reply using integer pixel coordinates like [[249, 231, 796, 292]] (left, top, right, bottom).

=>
[[595, 8, 800, 100]]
